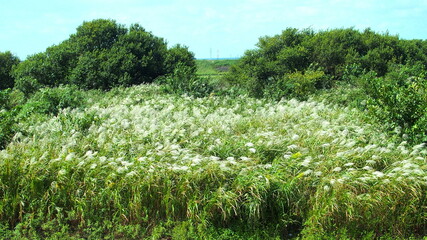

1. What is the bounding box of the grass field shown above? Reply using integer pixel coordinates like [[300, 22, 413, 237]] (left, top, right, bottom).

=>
[[1, 84, 426, 239], [196, 59, 239, 76]]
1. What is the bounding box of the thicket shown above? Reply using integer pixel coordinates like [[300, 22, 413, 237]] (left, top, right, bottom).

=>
[[358, 63, 427, 143], [1, 85, 426, 239], [225, 28, 427, 143], [0, 51, 20, 90], [0, 86, 88, 150], [225, 28, 427, 99], [0, 19, 197, 149], [12, 19, 196, 93]]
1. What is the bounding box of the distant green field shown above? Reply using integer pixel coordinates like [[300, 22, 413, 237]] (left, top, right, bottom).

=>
[[196, 59, 239, 76]]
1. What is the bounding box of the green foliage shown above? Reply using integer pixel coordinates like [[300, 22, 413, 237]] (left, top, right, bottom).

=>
[[341, 63, 365, 84], [14, 76, 43, 95], [0, 89, 25, 110], [69, 19, 127, 53], [4, 22, 427, 239], [303, 178, 427, 238], [13, 52, 68, 93], [166, 44, 196, 75], [312, 84, 368, 110], [68, 50, 109, 90], [19, 85, 86, 116], [12, 19, 194, 92], [156, 63, 214, 97], [112, 24, 169, 84], [225, 27, 427, 99], [359, 63, 427, 143], [0, 109, 17, 150], [0, 89, 25, 150], [0, 51, 20, 90], [263, 70, 326, 100], [0, 89, 10, 109]]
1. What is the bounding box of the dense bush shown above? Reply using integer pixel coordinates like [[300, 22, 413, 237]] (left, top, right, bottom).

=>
[[0, 86, 88, 149], [13, 19, 195, 92], [0, 89, 23, 150], [165, 44, 197, 75], [226, 28, 427, 99], [0, 51, 20, 90], [156, 63, 215, 97], [263, 70, 326, 100], [0, 89, 10, 109], [0, 110, 16, 150], [155, 45, 218, 97], [359, 63, 427, 142], [19, 85, 86, 117]]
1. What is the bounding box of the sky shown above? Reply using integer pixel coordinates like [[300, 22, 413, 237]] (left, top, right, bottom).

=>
[[1, 0, 427, 60]]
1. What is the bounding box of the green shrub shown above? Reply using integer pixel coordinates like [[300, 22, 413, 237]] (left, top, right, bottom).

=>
[[166, 44, 197, 75], [0, 51, 20, 90], [312, 85, 368, 110], [19, 85, 86, 116], [12, 19, 194, 91], [68, 50, 116, 90], [342, 63, 365, 85], [0, 89, 25, 149], [0, 110, 17, 149], [14, 76, 43, 95], [225, 28, 427, 99], [0, 89, 10, 109], [156, 63, 215, 97], [359, 63, 427, 142], [263, 70, 326, 100], [12, 53, 59, 93]]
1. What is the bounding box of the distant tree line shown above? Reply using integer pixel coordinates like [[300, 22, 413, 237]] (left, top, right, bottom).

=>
[[0, 19, 196, 93], [225, 28, 427, 98]]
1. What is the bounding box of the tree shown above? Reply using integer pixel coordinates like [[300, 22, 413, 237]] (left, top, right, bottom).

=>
[[13, 53, 53, 93], [69, 19, 127, 53], [13, 19, 195, 92], [0, 51, 20, 90], [165, 44, 196, 75], [115, 24, 168, 84], [225, 27, 427, 98]]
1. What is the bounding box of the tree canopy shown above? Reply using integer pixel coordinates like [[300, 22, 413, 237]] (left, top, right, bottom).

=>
[[13, 19, 196, 93], [0, 51, 20, 90], [225, 28, 427, 98]]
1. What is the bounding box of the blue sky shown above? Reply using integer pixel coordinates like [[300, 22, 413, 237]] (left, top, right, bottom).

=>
[[1, 0, 427, 59]]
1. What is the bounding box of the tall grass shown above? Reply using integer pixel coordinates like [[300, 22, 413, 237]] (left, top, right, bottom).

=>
[[0, 84, 426, 239]]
